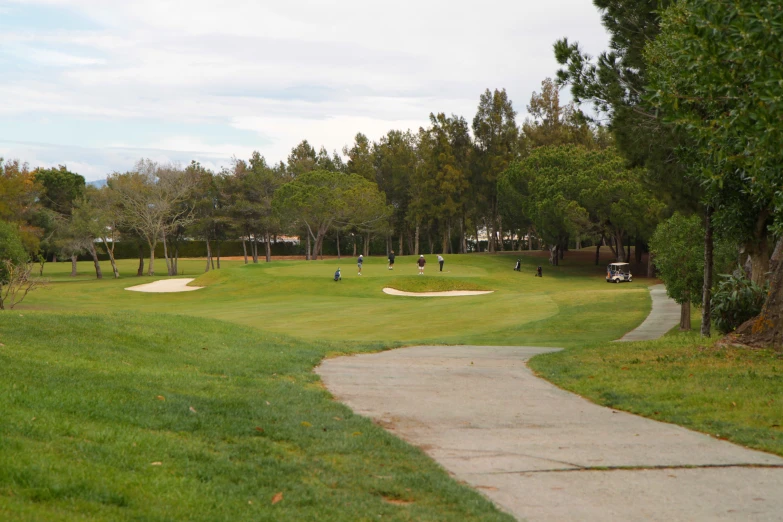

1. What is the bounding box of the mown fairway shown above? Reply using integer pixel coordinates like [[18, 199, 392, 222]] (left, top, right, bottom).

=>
[[2, 250, 649, 520], [22, 251, 650, 347]]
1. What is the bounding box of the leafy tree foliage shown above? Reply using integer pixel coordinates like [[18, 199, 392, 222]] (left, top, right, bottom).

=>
[[650, 213, 705, 330]]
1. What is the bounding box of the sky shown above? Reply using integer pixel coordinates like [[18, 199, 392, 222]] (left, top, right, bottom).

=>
[[0, 0, 610, 181]]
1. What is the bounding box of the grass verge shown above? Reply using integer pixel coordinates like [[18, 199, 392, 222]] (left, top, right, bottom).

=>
[[528, 328, 783, 456], [0, 312, 512, 521]]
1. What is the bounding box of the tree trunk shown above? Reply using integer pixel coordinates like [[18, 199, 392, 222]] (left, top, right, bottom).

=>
[[549, 245, 558, 266], [306, 232, 311, 261], [475, 226, 481, 252], [242, 237, 248, 264], [364, 231, 371, 257], [148, 240, 156, 276], [337, 230, 341, 259], [414, 225, 420, 256], [265, 231, 271, 262], [614, 232, 626, 262], [88, 243, 103, 279], [626, 239, 631, 264], [137, 244, 144, 276], [701, 207, 714, 337], [680, 300, 691, 331], [174, 243, 179, 275], [162, 231, 172, 276], [216, 242, 221, 269], [528, 227, 533, 251], [647, 251, 655, 278], [353, 239, 357, 257], [735, 236, 783, 349], [102, 237, 120, 279], [205, 239, 212, 272], [252, 236, 259, 264], [635, 237, 644, 264], [595, 244, 601, 266], [442, 226, 449, 254], [398, 230, 404, 256], [428, 231, 433, 255], [70, 254, 78, 277]]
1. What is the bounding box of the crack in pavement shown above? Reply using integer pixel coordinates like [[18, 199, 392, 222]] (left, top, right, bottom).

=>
[[468, 463, 783, 475]]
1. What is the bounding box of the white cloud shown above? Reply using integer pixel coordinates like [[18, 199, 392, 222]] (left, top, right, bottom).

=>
[[0, 0, 610, 179]]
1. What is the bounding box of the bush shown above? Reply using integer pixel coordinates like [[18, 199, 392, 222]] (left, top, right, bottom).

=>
[[711, 270, 768, 334]]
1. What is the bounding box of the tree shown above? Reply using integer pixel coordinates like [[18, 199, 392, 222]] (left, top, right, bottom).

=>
[[0, 220, 45, 310], [33, 166, 85, 216], [286, 140, 318, 177], [273, 171, 389, 260], [344, 133, 375, 181], [109, 160, 197, 276], [374, 130, 416, 255], [645, 0, 783, 348], [650, 213, 705, 330], [521, 78, 595, 152], [472, 89, 518, 252]]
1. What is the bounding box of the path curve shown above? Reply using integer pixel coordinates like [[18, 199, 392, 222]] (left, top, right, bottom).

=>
[[317, 345, 783, 521], [382, 288, 494, 297], [125, 278, 203, 293], [616, 284, 680, 342]]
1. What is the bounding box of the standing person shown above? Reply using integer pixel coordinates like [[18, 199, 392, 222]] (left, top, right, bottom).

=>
[[514, 258, 521, 271], [357, 254, 363, 276], [437, 254, 444, 272], [417, 255, 426, 275], [388, 250, 395, 270]]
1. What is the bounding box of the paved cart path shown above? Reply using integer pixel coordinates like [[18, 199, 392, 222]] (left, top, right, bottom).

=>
[[616, 284, 680, 342], [317, 345, 783, 521]]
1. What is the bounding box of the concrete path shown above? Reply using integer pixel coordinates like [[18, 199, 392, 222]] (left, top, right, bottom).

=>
[[125, 278, 202, 293], [317, 345, 783, 521], [616, 284, 680, 342]]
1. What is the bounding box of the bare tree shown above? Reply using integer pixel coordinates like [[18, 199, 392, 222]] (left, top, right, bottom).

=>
[[109, 160, 197, 276], [0, 260, 47, 310]]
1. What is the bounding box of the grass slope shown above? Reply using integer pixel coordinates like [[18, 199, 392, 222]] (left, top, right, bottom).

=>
[[0, 313, 511, 521], [529, 327, 783, 456]]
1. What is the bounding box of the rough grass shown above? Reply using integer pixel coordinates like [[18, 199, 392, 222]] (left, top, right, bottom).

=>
[[0, 313, 512, 521], [528, 327, 783, 457]]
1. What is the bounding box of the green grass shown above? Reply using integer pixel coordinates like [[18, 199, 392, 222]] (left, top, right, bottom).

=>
[[528, 326, 783, 456], [0, 313, 511, 521], [2, 247, 707, 520]]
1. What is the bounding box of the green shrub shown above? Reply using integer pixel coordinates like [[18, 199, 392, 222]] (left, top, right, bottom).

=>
[[711, 270, 768, 334]]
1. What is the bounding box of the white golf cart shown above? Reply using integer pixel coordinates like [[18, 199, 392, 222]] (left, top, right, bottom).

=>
[[606, 262, 632, 283]]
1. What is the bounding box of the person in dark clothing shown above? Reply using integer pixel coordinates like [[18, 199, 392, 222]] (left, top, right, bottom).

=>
[[536, 266, 543, 277], [357, 254, 363, 276], [334, 267, 342, 281], [417, 255, 426, 275], [388, 250, 395, 270], [437, 254, 444, 272], [514, 258, 521, 271]]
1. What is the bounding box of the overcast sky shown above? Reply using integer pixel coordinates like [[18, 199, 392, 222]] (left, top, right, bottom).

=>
[[0, 0, 609, 181]]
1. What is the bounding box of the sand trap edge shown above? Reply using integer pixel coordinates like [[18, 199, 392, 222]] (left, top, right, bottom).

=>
[[382, 288, 494, 297], [125, 278, 203, 293]]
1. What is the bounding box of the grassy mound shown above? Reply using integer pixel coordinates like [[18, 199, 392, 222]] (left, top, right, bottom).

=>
[[0, 312, 511, 521], [382, 276, 490, 293]]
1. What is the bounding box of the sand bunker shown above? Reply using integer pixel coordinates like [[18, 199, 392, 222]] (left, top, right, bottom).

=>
[[382, 288, 493, 297], [125, 278, 203, 293]]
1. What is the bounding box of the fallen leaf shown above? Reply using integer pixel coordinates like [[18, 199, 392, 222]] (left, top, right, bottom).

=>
[[151, 462, 162, 466], [352, 431, 362, 436], [382, 497, 413, 505], [202, 347, 208, 350], [271, 492, 283, 505], [301, 421, 311, 428], [0, 343, 5, 347], [31, 417, 36, 421], [266, 401, 271, 405], [731, 402, 737, 407], [333, 417, 342, 421], [248, 500, 253, 505], [255, 426, 264, 433], [189, 406, 197, 413], [156, 395, 165, 401], [476, 485, 498, 491]]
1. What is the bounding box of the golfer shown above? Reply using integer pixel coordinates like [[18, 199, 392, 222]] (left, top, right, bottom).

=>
[[437, 254, 444, 272], [417, 255, 426, 275], [388, 250, 395, 270], [357, 254, 363, 276]]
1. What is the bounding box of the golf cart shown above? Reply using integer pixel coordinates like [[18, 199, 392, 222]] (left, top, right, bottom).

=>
[[606, 262, 632, 283]]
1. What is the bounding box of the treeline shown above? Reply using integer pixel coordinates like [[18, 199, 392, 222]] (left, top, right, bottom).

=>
[[1, 78, 625, 280]]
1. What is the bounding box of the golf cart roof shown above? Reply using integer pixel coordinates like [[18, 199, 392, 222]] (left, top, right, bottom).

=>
[[609, 262, 630, 267]]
